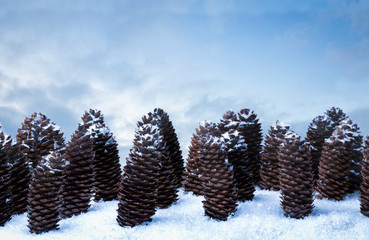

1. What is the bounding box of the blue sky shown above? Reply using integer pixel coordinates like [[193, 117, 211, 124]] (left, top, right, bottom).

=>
[[0, 0, 368, 157]]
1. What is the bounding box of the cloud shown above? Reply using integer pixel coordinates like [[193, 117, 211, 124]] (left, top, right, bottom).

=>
[[1, 0, 369, 163]]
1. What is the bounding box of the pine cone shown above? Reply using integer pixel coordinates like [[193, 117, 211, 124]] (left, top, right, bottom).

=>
[[117, 114, 162, 227], [306, 107, 346, 183], [316, 123, 351, 200], [183, 127, 204, 196], [259, 121, 291, 190], [279, 132, 314, 219], [82, 109, 122, 201], [0, 129, 12, 226], [220, 110, 254, 201], [9, 142, 30, 215], [16, 112, 65, 171], [27, 152, 64, 234], [200, 122, 237, 221], [306, 115, 332, 182], [360, 135, 369, 217], [149, 109, 179, 208], [237, 109, 263, 185], [61, 125, 94, 218], [152, 108, 184, 189]]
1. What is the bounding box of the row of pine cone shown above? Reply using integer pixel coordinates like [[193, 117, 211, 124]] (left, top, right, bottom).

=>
[[2, 106, 369, 233], [0, 110, 122, 233]]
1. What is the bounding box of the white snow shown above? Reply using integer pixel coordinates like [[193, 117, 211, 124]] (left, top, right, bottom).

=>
[[1, 189, 368, 240]]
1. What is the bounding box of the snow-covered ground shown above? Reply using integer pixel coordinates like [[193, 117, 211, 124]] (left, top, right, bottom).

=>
[[1, 188, 368, 240]]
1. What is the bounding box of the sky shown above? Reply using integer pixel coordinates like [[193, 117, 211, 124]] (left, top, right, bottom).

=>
[[0, 0, 368, 160]]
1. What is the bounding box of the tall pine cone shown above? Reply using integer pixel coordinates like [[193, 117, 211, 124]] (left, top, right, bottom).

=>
[[0, 128, 12, 226], [183, 127, 204, 196], [306, 107, 347, 183], [237, 108, 263, 185], [220, 110, 254, 201], [82, 109, 122, 201], [279, 132, 314, 219], [316, 121, 352, 200], [16, 112, 65, 171], [360, 135, 369, 217], [117, 114, 162, 227], [9, 142, 30, 215], [200, 122, 237, 221], [259, 121, 291, 190], [151, 108, 184, 189], [61, 125, 94, 218], [27, 152, 64, 234]]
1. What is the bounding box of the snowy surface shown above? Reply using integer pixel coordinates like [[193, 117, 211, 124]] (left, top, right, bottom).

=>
[[1, 189, 368, 240]]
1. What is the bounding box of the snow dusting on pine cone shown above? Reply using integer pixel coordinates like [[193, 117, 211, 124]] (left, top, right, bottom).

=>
[[117, 114, 163, 227], [0, 126, 12, 226], [151, 108, 184, 190], [237, 108, 262, 185], [81, 109, 122, 202], [316, 119, 356, 200], [259, 121, 291, 190], [279, 132, 314, 219], [16, 112, 65, 170], [199, 122, 237, 221], [220, 110, 254, 201], [27, 151, 64, 234]]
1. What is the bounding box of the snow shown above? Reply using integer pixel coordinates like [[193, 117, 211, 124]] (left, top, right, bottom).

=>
[[1, 189, 368, 240]]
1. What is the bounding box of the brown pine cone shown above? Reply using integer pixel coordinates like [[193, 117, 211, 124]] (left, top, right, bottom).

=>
[[220, 110, 254, 201], [27, 152, 64, 234], [117, 114, 162, 227], [200, 122, 237, 221], [316, 123, 351, 200], [259, 121, 291, 190], [279, 132, 314, 219], [9, 142, 30, 215], [61, 125, 94, 218], [306, 107, 347, 184], [360, 135, 369, 217], [237, 109, 263, 185], [183, 127, 204, 196], [0, 128, 12, 226], [152, 108, 183, 189], [81, 109, 122, 202]]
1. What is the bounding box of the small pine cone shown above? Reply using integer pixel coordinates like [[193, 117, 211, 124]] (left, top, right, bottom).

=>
[[117, 115, 161, 227], [61, 125, 94, 218], [27, 152, 64, 234], [82, 109, 122, 202], [16, 113, 65, 171], [0, 129, 12, 226], [316, 124, 351, 200], [220, 110, 254, 201], [183, 127, 204, 196], [279, 132, 314, 219], [259, 121, 291, 190], [200, 123, 237, 221], [9, 143, 30, 215], [152, 108, 184, 189], [360, 135, 369, 217], [237, 109, 263, 185]]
